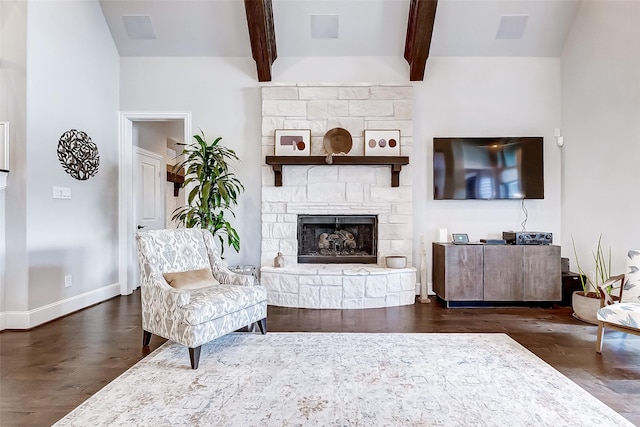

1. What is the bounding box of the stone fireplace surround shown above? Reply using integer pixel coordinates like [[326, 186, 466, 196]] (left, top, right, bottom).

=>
[[260, 83, 416, 309]]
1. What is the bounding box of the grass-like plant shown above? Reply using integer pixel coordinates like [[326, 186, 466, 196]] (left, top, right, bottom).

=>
[[171, 131, 244, 254], [571, 234, 612, 297]]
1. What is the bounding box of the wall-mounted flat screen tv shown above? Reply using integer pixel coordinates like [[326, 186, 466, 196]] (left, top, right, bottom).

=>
[[433, 137, 544, 200]]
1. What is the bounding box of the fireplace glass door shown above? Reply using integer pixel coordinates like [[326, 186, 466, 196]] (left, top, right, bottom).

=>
[[297, 215, 377, 264]]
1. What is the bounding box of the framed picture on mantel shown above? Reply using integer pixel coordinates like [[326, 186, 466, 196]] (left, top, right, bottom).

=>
[[364, 129, 400, 156], [274, 129, 311, 156]]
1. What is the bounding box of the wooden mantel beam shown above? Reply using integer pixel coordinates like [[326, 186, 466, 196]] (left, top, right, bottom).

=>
[[244, 0, 277, 82], [404, 0, 438, 81]]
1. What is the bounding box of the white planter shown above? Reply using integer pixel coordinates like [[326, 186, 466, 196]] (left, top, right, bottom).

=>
[[571, 291, 601, 325]]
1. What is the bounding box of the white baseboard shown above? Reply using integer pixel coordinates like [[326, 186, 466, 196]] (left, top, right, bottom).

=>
[[0, 283, 120, 330]]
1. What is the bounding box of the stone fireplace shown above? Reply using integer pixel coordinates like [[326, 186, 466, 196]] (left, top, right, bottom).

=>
[[298, 215, 377, 264], [260, 83, 416, 309]]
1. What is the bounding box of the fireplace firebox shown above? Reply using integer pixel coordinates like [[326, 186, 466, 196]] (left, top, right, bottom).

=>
[[297, 215, 377, 264]]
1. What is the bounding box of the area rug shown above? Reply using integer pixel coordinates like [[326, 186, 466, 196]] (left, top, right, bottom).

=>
[[55, 333, 632, 426]]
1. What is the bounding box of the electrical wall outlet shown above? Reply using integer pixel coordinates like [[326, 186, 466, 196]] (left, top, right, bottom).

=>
[[64, 275, 72, 288]]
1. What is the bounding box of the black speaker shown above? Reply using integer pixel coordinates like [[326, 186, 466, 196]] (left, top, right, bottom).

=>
[[560, 272, 585, 306]]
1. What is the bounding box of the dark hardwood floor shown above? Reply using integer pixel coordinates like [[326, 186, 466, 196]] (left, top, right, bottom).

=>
[[1, 292, 639, 426]]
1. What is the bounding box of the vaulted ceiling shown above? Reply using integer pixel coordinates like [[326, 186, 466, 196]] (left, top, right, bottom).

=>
[[99, 0, 581, 82]]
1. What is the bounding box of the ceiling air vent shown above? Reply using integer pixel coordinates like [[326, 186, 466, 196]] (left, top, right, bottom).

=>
[[496, 15, 528, 40], [122, 15, 156, 40]]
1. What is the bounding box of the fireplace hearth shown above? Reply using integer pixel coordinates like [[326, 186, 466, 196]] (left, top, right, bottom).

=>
[[297, 215, 377, 264]]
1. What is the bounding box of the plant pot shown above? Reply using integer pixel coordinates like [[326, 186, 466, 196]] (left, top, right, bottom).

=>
[[571, 291, 602, 325]]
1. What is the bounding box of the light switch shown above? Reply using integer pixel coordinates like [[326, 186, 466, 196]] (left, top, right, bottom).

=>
[[53, 186, 71, 199]]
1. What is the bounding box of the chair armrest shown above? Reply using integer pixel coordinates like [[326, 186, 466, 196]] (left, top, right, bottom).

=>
[[211, 265, 256, 286], [143, 272, 192, 307], [200, 229, 256, 286], [141, 275, 239, 329], [598, 274, 625, 307]]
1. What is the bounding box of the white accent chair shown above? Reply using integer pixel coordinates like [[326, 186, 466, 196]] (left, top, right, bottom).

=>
[[596, 249, 640, 353], [136, 228, 267, 369]]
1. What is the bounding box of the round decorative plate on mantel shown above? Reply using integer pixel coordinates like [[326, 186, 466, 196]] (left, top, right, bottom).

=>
[[323, 127, 353, 155]]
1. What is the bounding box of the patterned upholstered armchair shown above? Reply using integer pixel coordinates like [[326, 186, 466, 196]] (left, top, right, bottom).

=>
[[136, 228, 267, 369], [596, 249, 640, 353]]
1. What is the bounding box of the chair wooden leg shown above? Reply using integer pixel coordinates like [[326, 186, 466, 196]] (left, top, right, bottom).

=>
[[189, 346, 202, 370], [257, 317, 267, 335], [142, 330, 152, 347], [596, 322, 605, 353]]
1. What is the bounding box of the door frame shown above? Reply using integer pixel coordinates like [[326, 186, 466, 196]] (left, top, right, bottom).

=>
[[118, 111, 192, 295]]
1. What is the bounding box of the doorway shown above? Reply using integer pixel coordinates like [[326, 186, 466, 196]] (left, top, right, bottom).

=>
[[118, 112, 192, 295]]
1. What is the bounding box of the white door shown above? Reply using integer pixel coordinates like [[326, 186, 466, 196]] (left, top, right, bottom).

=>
[[132, 147, 165, 288], [134, 147, 165, 232]]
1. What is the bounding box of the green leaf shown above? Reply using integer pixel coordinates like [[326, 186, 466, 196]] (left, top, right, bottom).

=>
[[202, 181, 211, 206], [187, 186, 199, 205]]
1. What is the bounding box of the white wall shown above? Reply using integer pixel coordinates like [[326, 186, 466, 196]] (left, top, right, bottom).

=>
[[121, 57, 411, 266], [134, 121, 167, 154], [413, 57, 563, 281], [121, 56, 562, 279], [1, 0, 29, 321], [561, 1, 640, 276], [2, 0, 120, 328], [121, 57, 265, 266], [272, 57, 408, 83]]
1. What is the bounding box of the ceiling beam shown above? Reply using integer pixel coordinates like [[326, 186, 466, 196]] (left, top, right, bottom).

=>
[[244, 0, 277, 82], [404, 0, 438, 81]]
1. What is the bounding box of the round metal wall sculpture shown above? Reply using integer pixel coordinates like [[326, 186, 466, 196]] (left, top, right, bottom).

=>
[[57, 129, 100, 180]]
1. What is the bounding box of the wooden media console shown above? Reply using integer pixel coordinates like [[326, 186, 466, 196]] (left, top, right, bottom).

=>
[[432, 243, 561, 307]]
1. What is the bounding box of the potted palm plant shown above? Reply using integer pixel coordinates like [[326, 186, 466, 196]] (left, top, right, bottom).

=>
[[571, 235, 615, 324], [171, 131, 244, 254]]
